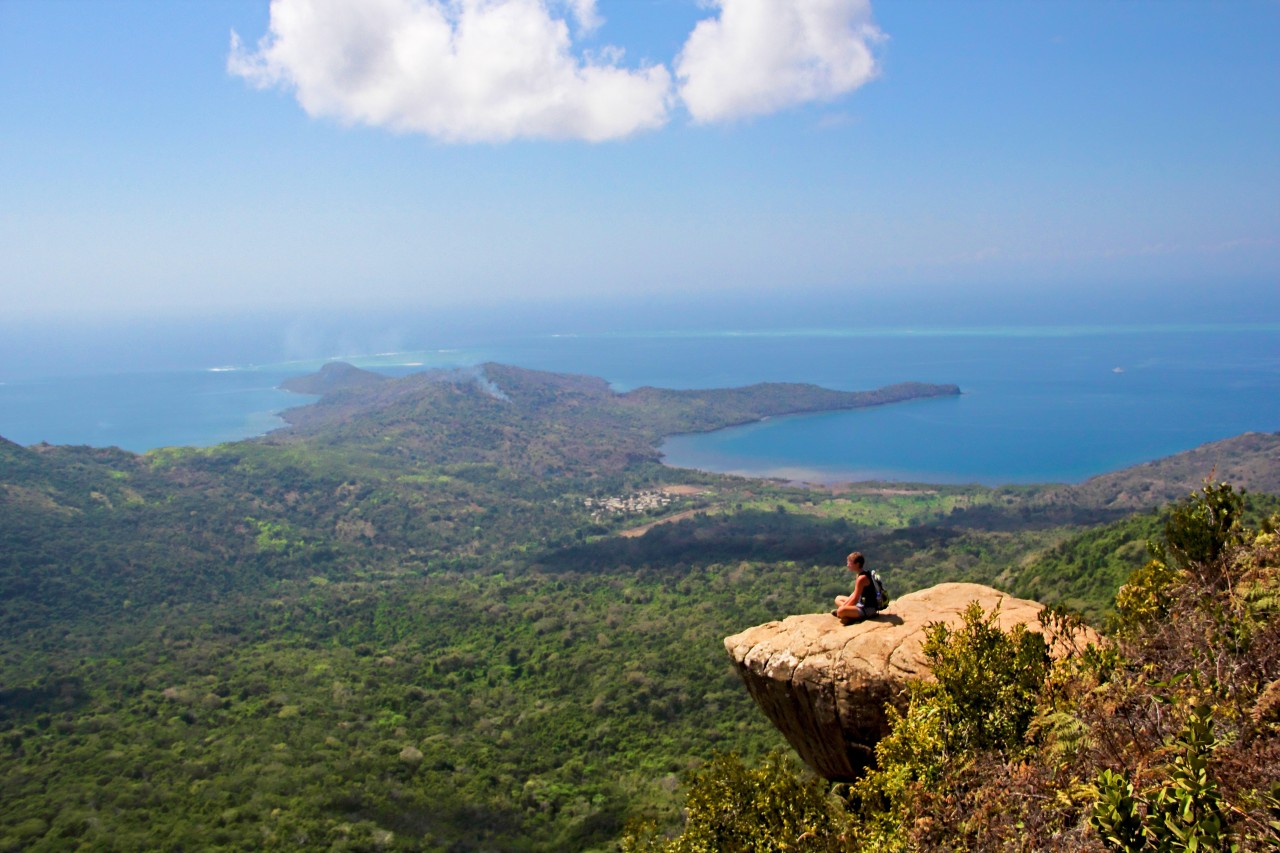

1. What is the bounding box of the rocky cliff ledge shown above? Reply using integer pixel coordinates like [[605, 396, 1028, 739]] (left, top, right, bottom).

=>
[[723, 582, 1098, 782]]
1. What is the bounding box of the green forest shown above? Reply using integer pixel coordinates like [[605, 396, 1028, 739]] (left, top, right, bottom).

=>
[[2, 365, 1277, 851]]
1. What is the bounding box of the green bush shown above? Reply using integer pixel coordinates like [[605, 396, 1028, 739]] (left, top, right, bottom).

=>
[[621, 752, 852, 853], [1114, 558, 1183, 630], [1152, 482, 1246, 590], [920, 601, 1050, 754], [1090, 705, 1233, 852], [849, 602, 1052, 847]]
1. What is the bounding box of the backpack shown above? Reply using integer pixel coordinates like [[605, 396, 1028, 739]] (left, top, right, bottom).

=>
[[868, 570, 890, 610]]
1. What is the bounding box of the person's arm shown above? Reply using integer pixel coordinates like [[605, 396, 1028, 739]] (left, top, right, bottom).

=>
[[854, 574, 870, 603], [836, 575, 869, 618]]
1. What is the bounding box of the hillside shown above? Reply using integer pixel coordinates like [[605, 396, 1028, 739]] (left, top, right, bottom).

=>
[[633, 483, 1280, 852], [1047, 430, 1280, 509], [1, 364, 1277, 850]]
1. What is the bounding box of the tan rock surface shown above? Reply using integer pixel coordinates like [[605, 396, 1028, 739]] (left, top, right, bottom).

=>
[[723, 582, 1099, 782]]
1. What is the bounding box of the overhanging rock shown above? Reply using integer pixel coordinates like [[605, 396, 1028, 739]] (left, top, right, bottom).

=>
[[723, 582, 1099, 782]]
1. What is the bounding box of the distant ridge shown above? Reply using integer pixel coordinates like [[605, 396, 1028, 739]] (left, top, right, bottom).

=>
[[930, 431, 1280, 533], [279, 361, 389, 396], [1048, 431, 1280, 508], [0, 435, 41, 475]]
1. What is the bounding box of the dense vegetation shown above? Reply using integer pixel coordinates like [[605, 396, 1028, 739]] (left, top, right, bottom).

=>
[[630, 484, 1280, 852], [2, 365, 1277, 850]]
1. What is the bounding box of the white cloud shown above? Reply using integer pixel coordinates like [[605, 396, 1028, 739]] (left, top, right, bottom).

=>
[[676, 0, 883, 123], [228, 0, 885, 142], [228, 0, 671, 143], [561, 0, 601, 35]]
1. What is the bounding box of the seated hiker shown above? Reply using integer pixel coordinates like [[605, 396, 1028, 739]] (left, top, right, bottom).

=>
[[834, 551, 877, 622]]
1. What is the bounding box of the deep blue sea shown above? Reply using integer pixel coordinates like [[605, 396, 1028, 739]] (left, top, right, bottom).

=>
[[1, 321, 1277, 485]]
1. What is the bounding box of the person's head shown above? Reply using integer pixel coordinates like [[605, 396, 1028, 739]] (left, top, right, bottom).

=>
[[846, 551, 865, 571]]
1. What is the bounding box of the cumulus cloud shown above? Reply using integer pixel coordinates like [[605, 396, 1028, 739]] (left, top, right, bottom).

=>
[[676, 0, 883, 123], [228, 0, 883, 142], [227, 0, 671, 143]]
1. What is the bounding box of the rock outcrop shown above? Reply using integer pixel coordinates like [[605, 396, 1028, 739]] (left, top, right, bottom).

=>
[[723, 582, 1099, 782]]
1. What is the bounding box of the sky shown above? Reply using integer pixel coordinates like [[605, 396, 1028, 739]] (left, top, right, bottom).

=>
[[1, 0, 1277, 327]]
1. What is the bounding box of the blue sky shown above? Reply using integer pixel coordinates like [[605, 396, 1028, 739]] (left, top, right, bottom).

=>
[[1, 0, 1277, 325]]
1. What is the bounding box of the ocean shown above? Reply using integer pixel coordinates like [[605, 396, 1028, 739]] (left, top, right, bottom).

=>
[[1, 319, 1277, 486]]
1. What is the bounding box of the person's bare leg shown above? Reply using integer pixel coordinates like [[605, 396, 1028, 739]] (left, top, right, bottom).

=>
[[835, 601, 863, 621]]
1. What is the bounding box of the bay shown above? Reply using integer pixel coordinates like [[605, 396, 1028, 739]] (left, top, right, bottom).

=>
[[502, 325, 1280, 484], [0, 323, 1276, 485]]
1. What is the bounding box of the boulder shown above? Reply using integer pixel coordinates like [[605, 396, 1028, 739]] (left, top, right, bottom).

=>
[[723, 582, 1099, 782]]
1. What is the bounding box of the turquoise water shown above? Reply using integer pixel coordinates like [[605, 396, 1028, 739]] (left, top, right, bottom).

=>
[[1, 324, 1276, 485], [0, 369, 312, 451]]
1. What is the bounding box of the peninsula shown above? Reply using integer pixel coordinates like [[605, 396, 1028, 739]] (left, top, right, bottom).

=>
[[270, 361, 960, 477]]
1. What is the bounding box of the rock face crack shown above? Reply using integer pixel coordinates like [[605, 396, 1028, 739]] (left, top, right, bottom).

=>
[[723, 582, 1100, 782]]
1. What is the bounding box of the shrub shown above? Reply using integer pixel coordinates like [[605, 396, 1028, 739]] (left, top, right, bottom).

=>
[[1090, 705, 1233, 852], [921, 601, 1051, 755], [1114, 558, 1183, 631], [1151, 482, 1246, 592], [849, 601, 1053, 848], [620, 751, 852, 853]]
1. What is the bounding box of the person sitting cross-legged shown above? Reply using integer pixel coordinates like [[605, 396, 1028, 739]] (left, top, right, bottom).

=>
[[834, 551, 877, 623]]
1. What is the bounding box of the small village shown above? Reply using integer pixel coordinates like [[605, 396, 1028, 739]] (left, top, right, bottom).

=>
[[582, 489, 674, 519]]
